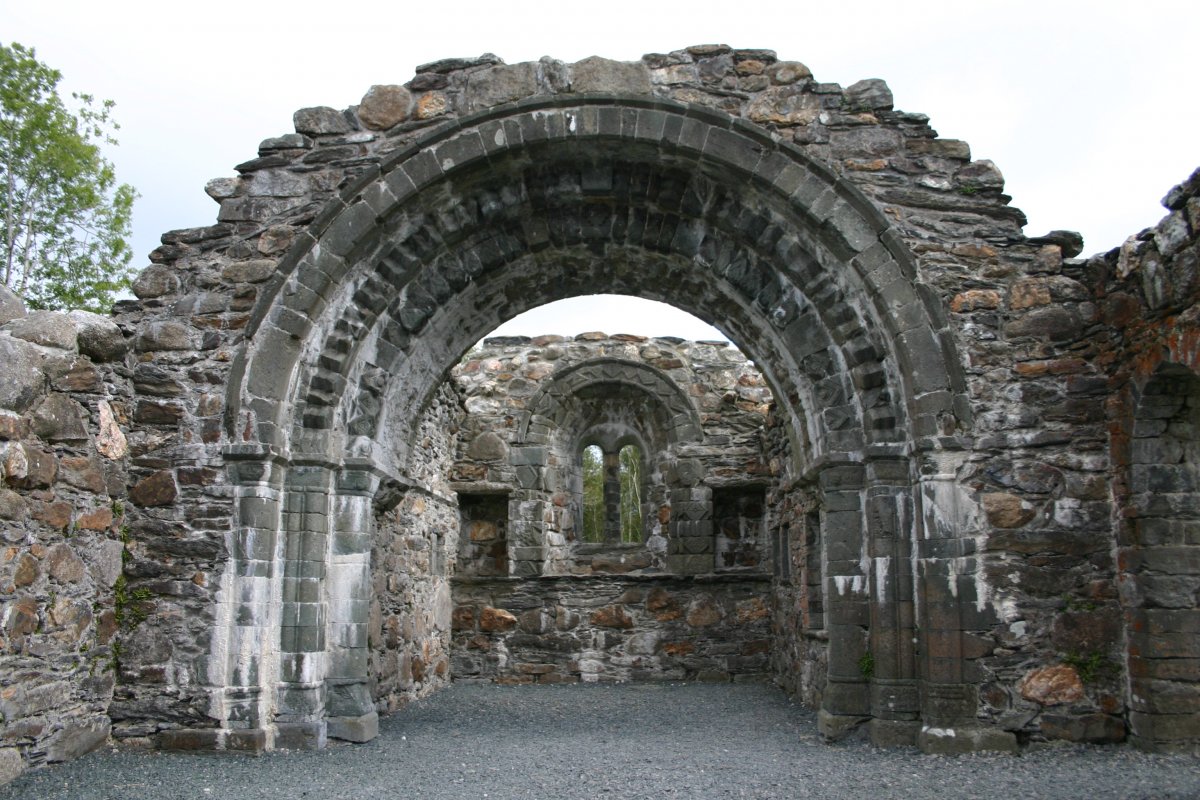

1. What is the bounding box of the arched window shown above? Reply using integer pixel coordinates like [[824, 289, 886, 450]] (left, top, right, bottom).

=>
[[582, 444, 604, 543], [580, 442, 644, 544], [618, 443, 642, 543]]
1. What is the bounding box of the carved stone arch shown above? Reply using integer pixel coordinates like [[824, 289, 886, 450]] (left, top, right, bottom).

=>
[[518, 358, 703, 446], [227, 95, 968, 476], [208, 88, 983, 755]]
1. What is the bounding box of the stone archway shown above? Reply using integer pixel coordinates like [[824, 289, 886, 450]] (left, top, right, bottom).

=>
[[104, 47, 1090, 758], [8, 45, 1200, 780], [211, 89, 973, 751]]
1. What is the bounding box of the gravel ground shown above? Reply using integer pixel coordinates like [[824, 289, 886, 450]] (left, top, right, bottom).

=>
[[3, 682, 1200, 800]]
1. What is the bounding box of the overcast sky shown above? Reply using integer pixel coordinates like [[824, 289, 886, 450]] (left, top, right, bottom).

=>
[[5, 0, 1196, 340]]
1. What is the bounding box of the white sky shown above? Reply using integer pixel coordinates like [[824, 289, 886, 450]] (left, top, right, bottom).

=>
[[5, 0, 1196, 341]]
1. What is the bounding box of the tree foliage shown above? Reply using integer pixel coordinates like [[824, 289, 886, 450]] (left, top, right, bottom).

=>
[[581, 443, 642, 543], [618, 444, 642, 542], [1, 42, 136, 312], [582, 444, 604, 542]]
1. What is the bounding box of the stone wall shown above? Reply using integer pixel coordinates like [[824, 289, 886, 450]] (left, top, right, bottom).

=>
[[449, 334, 773, 577], [451, 575, 772, 683], [0, 291, 131, 775], [446, 334, 776, 685], [1096, 168, 1200, 752], [368, 384, 462, 713], [761, 408, 828, 709]]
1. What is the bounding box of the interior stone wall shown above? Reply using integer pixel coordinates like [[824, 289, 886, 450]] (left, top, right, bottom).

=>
[[446, 334, 775, 683], [368, 383, 462, 713], [762, 407, 828, 709], [450, 334, 771, 575], [1100, 169, 1200, 752], [451, 575, 772, 683]]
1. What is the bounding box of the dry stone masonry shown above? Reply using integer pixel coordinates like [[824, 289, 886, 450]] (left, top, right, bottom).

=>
[[1, 43, 1200, 782]]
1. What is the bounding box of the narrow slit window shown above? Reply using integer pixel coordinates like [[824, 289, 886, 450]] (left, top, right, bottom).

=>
[[582, 444, 604, 543], [618, 444, 642, 543]]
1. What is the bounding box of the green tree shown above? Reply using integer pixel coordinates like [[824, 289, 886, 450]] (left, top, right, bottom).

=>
[[582, 444, 604, 542], [618, 444, 642, 542], [1, 42, 137, 312]]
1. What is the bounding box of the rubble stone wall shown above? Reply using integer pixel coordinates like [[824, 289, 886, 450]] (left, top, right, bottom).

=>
[[451, 575, 772, 683], [1096, 169, 1200, 752], [0, 292, 133, 774], [446, 334, 774, 683], [368, 384, 462, 713]]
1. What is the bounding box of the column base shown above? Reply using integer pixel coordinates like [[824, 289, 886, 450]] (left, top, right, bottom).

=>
[[869, 718, 919, 747], [328, 712, 379, 743], [916, 724, 1017, 754], [157, 727, 269, 753], [274, 721, 328, 750], [817, 710, 869, 741]]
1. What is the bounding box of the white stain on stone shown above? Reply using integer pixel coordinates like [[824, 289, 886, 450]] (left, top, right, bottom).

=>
[[874, 557, 890, 601], [922, 725, 956, 738], [833, 575, 867, 595]]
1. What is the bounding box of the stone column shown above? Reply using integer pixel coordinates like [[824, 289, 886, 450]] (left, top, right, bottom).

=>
[[603, 449, 621, 542], [914, 451, 1015, 754], [211, 446, 288, 752], [273, 463, 333, 749], [324, 464, 380, 743], [509, 445, 545, 577], [666, 458, 713, 574], [864, 454, 919, 746], [816, 461, 871, 740]]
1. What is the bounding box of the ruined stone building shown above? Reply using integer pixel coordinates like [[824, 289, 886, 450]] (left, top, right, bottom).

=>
[[1, 44, 1199, 780]]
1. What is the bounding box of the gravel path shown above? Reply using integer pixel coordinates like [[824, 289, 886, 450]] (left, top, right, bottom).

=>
[[3, 682, 1200, 800]]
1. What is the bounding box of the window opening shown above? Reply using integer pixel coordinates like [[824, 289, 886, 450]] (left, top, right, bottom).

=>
[[581, 443, 643, 543], [618, 444, 642, 543], [582, 444, 604, 543]]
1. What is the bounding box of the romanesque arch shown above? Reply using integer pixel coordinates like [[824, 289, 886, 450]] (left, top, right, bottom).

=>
[[205, 82, 977, 751], [11, 46, 1182, 772]]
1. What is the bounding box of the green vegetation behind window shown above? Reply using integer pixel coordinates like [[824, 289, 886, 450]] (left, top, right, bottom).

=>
[[618, 444, 641, 542], [582, 444, 604, 542]]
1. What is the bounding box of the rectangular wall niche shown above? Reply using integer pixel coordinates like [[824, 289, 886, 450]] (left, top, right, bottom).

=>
[[457, 493, 509, 577], [712, 486, 766, 571]]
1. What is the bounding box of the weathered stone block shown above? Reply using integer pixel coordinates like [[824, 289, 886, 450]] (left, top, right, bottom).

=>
[[5, 311, 78, 350], [590, 605, 633, 629], [130, 470, 178, 507], [480, 606, 517, 632], [570, 57, 652, 94], [466, 64, 538, 112], [0, 747, 23, 786], [32, 393, 89, 441], [357, 85, 412, 130], [0, 337, 48, 413], [1018, 664, 1084, 705], [294, 106, 351, 135]]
